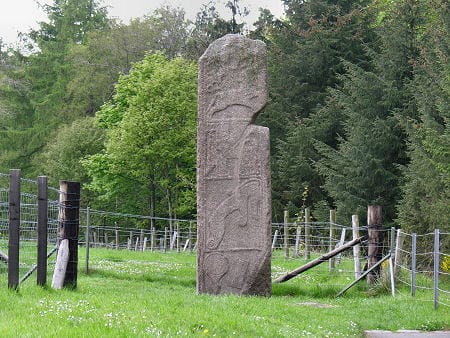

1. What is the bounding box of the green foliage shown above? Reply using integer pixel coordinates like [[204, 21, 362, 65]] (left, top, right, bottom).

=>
[[0, 0, 448, 236], [85, 53, 197, 218], [0, 0, 108, 176], [396, 0, 450, 242], [315, 63, 405, 224], [185, 0, 248, 60], [256, 0, 375, 220], [34, 116, 105, 204]]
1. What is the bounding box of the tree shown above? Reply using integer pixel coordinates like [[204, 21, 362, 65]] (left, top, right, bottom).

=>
[[185, 0, 248, 60], [64, 6, 190, 118], [253, 0, 375, 220], [314, 0, 429, 225], [314, 64, 403, 224], [396, 0, 449, 244], [0, 0, 108, 176], [84, 53, 197, 219], [35, 117, 105, 201]]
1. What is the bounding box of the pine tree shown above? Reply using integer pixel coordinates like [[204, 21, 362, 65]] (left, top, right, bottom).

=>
[[397, 0, 449, 241], [315, 64, 403, 224], [0, 0, 108, 175], [255, 0, 375, 220], [314, 0, 426, 224]]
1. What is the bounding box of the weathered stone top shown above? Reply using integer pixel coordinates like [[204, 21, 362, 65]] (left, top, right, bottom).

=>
[[198, 34, 268, 123]]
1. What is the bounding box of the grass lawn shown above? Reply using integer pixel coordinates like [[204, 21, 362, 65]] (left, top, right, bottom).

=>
[[0, 248, 448, 337]]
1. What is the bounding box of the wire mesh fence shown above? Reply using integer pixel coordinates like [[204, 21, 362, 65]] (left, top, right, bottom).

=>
[[0, 171, 448, 310], [394, 230, 450, 309], [0, 172, 60, 287]]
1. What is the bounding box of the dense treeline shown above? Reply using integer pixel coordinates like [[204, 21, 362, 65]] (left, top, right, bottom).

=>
[[0, 0, 448, 237]]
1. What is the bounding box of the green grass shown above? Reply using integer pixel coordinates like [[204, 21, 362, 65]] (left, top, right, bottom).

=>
[[0, 249, 448, 337]]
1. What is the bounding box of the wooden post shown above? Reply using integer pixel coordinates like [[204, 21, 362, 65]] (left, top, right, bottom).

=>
[[104, 233, 108, 248], [352, 215, 361, 279], [163, 227, 168, 252], [85, 207, 90, 274], [115, 228, 119, 250], [335, 228, 347, 265], [170, 231, 176, 251], [140, 229, 144, 251], [272, 230, 278, 250], [367, 205, 383, 285], [51, 239, 69, 289], [93, 230, 98, 248], [37, 176, 48, 286], [275, 236, 365, 283], [294, 226, 301, 257], [183, 239, 190, 252], [8, 169, 20, 289], [304, 208, 311, 260], [188, 221, 193, 252], [329, 209, 336, 271], [394, 229, 406, 276], [149, 228, 153, 252], [0, 251, 7, 264], [169, 221, 173, 251], [128, 231, 133, 250], [176, 222, 180, 253], [283, 210, 289, 259], [143, 237, 147, 251], [151, 227, 155, 252], [56, 181, 80, 289], [336, 253, 391, 297], [134, 237, 139, 251]]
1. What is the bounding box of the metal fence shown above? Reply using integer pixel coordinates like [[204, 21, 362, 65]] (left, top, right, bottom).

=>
[[0, 172, 448, 310], [0, 172, 60, 288]]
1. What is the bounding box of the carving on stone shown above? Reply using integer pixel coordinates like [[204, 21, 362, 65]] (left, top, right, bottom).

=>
[[197, 34, 271, 296]]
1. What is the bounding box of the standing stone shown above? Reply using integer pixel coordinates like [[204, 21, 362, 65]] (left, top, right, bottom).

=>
[[197, 34, 271, 296]]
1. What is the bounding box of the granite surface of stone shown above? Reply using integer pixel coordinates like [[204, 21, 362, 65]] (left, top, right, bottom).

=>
[[196, 34, 271, 296]]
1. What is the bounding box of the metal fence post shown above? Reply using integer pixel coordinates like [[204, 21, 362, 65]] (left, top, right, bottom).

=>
[[284, 210, 289, 259], [85, 206, 90, 274], [411, 233, 416, 297], [8, 169, 20, 289], [434, 228, 439, 310], [37, 176, 48, 286]]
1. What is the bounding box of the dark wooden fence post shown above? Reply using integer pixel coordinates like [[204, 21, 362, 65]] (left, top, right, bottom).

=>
[[58, 181, 80, 288], [8, 169, 20, 289], [367, 205, 383, 285], [37, 176, 48, 286]]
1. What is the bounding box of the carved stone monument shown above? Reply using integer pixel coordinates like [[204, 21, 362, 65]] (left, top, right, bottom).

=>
[[197, 34, 271, 296]]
